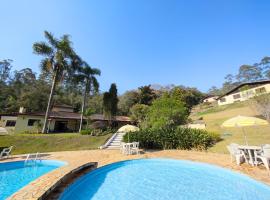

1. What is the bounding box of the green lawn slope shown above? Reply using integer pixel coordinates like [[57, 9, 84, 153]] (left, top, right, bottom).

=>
[[192, 101, 270, 153], [0, 133, 112, 154]]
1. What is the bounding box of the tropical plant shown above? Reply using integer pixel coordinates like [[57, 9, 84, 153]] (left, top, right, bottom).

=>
[[73, 62, 101, 132], [33, 31, 81, 133]]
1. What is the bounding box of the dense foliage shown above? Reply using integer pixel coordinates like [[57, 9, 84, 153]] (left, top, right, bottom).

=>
[[118, 90, 139, 115], [130, 104, 149, 122], [123, 127, 220, 150], [142, 94, 188, 129]]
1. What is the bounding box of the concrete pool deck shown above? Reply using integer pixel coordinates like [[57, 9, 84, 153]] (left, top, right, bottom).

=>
[[3, 149, 270, 199]]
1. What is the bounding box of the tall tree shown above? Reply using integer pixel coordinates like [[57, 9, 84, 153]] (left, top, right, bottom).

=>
[[103, 83, 119, 125], [118, 90, 139, 115], [109, 83, 118, 117], [103, 92, 112, 122], [260, 56, 270, 79], [73, 62, 101, 132], [0, 59, 12, 83], [33, 31, 80, 133], [138, 85, 156, 105], [236, 64, 262, 82]]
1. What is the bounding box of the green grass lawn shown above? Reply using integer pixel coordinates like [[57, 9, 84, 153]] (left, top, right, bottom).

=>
[[0, 133, 112, 155], [193, 101, 270, 154], [195, 101, 248, 116]]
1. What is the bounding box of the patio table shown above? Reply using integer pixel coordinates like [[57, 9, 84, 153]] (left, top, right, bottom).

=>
[[238, 145, 261, 166]]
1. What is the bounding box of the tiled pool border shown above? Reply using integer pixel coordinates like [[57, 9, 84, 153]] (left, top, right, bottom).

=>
[[3, 150, 270, 200]]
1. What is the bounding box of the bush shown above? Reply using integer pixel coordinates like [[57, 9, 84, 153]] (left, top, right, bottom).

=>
[[80, 129, 93, 135], [123, 127, 220, 150], [142, 95, 188, 129]]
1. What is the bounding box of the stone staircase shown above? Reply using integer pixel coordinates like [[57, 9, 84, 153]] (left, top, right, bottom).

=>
[[101, 132, 126, 150]]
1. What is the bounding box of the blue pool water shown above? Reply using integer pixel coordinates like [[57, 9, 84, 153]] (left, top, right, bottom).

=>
[[60, 158, 270, 200], [0, 160, 65, 199]]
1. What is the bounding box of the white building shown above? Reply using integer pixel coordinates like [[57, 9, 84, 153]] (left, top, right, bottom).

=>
[[203, 96, 219, 103], [217, 80, 270, 106]]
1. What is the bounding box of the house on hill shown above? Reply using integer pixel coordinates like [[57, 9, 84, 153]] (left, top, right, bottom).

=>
[[217, 80, 270, 106], [0, 104, 86, 133], [203, 95, 219, 103]]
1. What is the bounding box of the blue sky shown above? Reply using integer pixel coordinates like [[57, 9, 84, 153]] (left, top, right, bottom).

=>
[[1, 0, 270, 94]]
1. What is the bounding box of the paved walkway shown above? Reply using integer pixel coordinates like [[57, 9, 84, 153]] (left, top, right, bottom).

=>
[[4, 150, 270, 199]]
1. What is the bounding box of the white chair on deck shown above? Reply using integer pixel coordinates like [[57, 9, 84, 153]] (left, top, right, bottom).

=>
[[0, 146, 13, 159], [130, 142, 140, 155], [121, 143, 131, 155], [227, 143, 245, 165], [255, 144, 270, 170]]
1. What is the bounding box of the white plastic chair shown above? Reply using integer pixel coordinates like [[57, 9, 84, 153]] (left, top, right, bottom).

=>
[[130, 142, 140, 155], [227, 143, 245, 165], [0, 146, 13, 159], [121, 143, 131, 155], [255, 144, 270, 170], [120, 142, 126, 154]]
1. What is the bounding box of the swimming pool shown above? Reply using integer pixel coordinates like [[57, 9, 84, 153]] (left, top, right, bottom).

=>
[[0, 160, 66, 199], [60, 158, 270, 200]]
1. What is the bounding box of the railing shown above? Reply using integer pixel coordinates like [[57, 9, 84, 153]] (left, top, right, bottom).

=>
[[99, 132, 118, 149], [24, 152, 41, 164]]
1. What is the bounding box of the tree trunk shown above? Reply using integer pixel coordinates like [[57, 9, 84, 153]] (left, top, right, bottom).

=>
[[42, 72, 57, 133], [79, 80, 89, 133]]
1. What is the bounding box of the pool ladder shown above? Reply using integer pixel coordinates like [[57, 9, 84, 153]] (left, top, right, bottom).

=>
[[24, 152, 41, 164]]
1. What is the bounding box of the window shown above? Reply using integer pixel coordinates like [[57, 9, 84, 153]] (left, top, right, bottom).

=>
[[6, 120, 16, 127], [233, 94, 241, 99], [220, 98, 226, 103], [28, 119, 40, 126], [255, 87, 266, 94]]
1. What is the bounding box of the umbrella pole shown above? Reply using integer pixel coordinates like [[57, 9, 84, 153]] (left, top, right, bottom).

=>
[[128, 132, 129, 143], [242, 127, 248, 145]]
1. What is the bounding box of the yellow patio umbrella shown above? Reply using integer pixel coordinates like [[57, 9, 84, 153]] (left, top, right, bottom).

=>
[[118, 125, 139, 133], [221, 115, 269, 145], [118, 125, 139, 143]]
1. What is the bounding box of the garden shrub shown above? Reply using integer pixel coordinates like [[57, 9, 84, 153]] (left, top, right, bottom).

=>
[[80, 129, 93, 135], [123, 127, 220, 150]]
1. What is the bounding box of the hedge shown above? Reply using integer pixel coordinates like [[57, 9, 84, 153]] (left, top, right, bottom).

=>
[[123, 127, 220, 150]]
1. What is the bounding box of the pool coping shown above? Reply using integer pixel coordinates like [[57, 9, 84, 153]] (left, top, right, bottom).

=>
[[6, 160, 98, 200], [3, 150, 270, 199]]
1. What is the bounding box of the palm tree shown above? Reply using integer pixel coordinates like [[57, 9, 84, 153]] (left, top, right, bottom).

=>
[[33, 31, 81, 133], [74, 62, 101, 132]]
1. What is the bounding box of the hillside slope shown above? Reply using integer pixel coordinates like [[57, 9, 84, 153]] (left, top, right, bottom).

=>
[[192, 102, 270, 153]]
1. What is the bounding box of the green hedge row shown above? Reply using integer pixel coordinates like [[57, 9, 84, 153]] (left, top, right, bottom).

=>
[[123, 127, 220, 150]]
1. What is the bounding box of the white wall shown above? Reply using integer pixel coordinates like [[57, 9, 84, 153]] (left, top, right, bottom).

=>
[[218, 83, 270, 106]]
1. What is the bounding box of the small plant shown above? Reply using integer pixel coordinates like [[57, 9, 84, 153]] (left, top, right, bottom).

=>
[[80, 129, 93, 135]]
